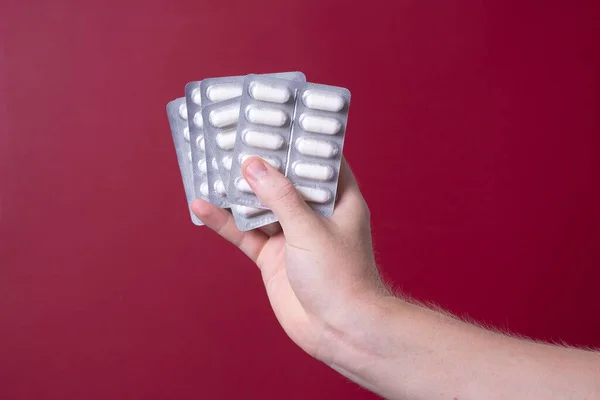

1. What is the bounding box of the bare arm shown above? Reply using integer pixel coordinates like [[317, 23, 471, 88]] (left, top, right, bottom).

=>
[[325, 295, 600, 399], [192, 157, 600, 400]]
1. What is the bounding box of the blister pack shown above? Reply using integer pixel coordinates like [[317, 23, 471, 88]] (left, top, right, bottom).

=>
[[184, 81, 210, 202], [168, 72, 353, 230], [228, 77, 350, 216], [201, 97, 239, 207], [198, 72, 306, 208], [230, 205, 277, 232], [166, 98, 202, 225], [286, 84, 351, 216], [227, 75, 305, 208]]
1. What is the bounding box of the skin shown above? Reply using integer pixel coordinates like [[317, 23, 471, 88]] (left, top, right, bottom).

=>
[[192, 157, 600, 400]]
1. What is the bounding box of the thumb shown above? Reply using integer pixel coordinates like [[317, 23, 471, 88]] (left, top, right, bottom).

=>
[[242, 157, 322, 236]]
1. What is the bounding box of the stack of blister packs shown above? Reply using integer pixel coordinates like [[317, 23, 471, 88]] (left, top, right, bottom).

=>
[[166, 72, 351, 231]]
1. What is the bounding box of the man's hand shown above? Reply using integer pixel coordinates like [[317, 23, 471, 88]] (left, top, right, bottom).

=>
[[192, 157, 600, 400], [192, 157, 388, 363]]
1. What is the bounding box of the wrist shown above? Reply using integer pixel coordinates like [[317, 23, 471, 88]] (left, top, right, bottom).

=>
[[317, 290, 406, 376]]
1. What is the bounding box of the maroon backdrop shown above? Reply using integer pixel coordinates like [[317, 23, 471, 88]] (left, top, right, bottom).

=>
[[1, 1, 599, 399]]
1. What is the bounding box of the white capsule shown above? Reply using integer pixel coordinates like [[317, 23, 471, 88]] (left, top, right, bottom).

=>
[[187, 151, 192, 162], [216, 129, 236, 150], [295, 186, 331, 204], [199, 182, 209, 197], [235, 178, 254, 193], [196, 136, 205, 151], [293, 163, 334, 181], [178, 103, 188, 120], [234, 205, 266, 217], [206, 83, 243, 102], [191, 88, 202, 105], [246, 106, 287, 127], [249, 81, 291, 103], [211, 158, 218, 170], [193, 112, 203, 129], [198, 160, 207, 174], [214, 179, 227, 196], [295, 137, 338, 158], [303, 89, 345, 112], [243, 130, 284, 150], [209, 104, 240, 128], [223, 155, 232, 171], [300, 114, 341, 135], [183, 127, 190, 141], [240, 154, 281, 170]]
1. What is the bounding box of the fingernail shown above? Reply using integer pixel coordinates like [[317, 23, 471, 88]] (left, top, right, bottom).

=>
[[244, 158, 268, 181]]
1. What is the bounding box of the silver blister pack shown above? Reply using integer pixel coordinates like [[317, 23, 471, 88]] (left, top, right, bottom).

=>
[[166, 98, 203, 225], [230, 205, 277, 232], [201, 97, 240, 207], [199, 72, 306, 208], [286, 84, 351, 216], [184, 81, 210, 202], [227, 75, 305, 208]]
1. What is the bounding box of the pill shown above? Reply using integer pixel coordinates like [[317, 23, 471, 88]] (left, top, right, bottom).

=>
[[198, 160, 207, 174], [193, 112, 203, 129], [295, 137, 338, 158], [187, 151, 192, 162], [196, 136, 205, 151], [246, 106, 287, 127], [243, 130, 284, 150], [234, 205, 266, 217], [235, 178, 254, 193], [178, 103, 188, 120], [216, 129, 236, 150], [249, 81, 291, 103], [295, 186, 332, 204], [240, 154, 281, 170], [191, 88, 202, 105], [293, 163, 334, 181], [207, 83, 243, 102], [300, 114, 341, 135], [302, 90, 345, 112], [209, 104, 240, 128], [183, 127, 190, 141], [200, 182, 209, 197], [223, 155, 232, 171], [211, 158, 218, 170], [214, 179, 227, 196]]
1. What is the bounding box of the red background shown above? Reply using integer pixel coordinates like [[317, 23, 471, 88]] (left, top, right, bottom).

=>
[[1, 1, 599, 399]]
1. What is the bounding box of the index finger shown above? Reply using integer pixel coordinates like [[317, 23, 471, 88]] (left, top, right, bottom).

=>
[[191, 199, 269, 263]]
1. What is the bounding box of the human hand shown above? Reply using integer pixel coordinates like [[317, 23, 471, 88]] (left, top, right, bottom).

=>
[[194, 157, 600, 400], [191, 157, 389, 363]]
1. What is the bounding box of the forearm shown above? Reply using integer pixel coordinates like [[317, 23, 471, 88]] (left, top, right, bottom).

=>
[[323, 295, 600, 400]]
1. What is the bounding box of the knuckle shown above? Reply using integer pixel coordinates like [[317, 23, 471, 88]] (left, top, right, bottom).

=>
[[271, 181, 298, 205], [360, 200, 371, 221], [362, 201, 371, 220], [352, 200, 371, 232], [213, 217, 231, 237], [349, 192, 370, 221]]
